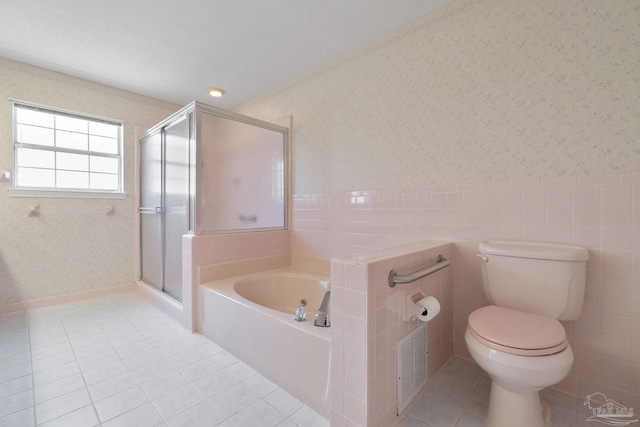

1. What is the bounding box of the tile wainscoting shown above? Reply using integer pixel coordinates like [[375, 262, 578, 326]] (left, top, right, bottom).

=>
[[293, 172, 640, 417]]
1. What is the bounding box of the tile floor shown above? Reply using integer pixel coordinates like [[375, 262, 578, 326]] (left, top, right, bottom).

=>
[[402, 357, 599, 427], [0, 292, 599, 427], [0, 293, 329, 427]]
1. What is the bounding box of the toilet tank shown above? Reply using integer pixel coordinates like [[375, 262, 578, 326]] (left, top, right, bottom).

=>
[[478, 240, 589, 321]]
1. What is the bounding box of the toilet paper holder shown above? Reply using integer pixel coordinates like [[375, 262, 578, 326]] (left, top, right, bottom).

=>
[[405, 291, 428, 321], [385, 290, 441, 322]]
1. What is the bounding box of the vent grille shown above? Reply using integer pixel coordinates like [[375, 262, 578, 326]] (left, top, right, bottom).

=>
[[397, 323, 428, 413]]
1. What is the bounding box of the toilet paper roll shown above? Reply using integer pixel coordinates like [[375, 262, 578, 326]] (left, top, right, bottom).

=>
[[414, 296, 440, 322]]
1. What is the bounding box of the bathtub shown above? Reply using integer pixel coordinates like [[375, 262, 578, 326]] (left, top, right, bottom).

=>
[[198, 268, 331, 418]]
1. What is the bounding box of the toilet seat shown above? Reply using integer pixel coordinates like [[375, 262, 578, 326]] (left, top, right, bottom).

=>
[[468, 306, 567, 356]]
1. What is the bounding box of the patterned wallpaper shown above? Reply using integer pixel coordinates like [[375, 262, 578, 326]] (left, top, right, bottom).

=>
[[236, 0, 640, 194], [0, 57, 179, 304]]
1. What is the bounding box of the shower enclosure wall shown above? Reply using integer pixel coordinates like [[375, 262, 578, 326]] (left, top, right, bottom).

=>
[[138, 101, 288, 304]]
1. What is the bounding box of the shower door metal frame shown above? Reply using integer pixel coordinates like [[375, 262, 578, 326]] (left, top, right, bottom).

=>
[[139, 105, 195, 302], [191, 102, 290, 235]]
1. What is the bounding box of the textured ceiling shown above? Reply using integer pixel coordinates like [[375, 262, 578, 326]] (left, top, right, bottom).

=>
[[0, 0, 454, 109]]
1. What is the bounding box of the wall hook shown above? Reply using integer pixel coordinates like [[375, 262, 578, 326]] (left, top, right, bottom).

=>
[[105, 203, 115, 215], [27, 204, 40, 217]]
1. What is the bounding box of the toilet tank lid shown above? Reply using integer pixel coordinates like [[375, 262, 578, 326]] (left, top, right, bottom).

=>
[[479, 240, 589, 261]]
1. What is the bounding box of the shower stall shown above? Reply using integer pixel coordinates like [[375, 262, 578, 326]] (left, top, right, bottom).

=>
[[138, 102, 288, 301]]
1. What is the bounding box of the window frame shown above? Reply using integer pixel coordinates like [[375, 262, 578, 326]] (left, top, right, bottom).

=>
[[9, 99, 126, 199]]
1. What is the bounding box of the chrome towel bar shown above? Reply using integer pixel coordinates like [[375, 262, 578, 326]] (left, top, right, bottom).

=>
[[388, 254, 450, 288]]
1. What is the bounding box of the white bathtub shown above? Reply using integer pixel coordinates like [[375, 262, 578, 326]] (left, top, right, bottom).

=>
[[198, 268, 331, 418]]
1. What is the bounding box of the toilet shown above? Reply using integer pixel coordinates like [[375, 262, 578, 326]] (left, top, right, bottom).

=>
[[464, 240, 589, 427]]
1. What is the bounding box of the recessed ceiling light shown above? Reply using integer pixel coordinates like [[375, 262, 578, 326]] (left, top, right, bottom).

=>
[[208, 87, 225, 97]]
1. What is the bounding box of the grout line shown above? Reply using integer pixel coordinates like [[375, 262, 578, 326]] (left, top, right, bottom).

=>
[[27, 313, 37, 427]]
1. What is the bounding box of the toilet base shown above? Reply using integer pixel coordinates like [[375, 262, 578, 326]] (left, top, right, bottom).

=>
[[486, 382, 550, 427]]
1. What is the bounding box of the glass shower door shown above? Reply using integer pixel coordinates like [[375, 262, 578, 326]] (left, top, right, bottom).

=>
[[139, 114, 191, 302], [139, 130, 163, 291], [163, 116, 190, 300]]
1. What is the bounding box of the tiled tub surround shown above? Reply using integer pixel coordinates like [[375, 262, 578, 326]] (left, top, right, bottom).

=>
[[293, 172, 640, 420], [135, 230, 292, 332], [330, 240, 454, 427]]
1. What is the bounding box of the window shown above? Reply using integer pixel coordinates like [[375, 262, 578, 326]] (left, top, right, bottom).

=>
[[10, 100, 125, 198]]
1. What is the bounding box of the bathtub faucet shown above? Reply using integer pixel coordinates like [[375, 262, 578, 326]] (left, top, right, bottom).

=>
[[314, 291, 331, 327]]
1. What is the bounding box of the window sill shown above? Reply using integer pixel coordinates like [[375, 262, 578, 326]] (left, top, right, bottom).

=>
[[8, 188, 127, 199]]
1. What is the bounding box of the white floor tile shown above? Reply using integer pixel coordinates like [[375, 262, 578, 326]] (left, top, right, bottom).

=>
[[166, 348, 206, 370], [264, 389, 304, 417], [210, 350, 239, 367], [288, 406, 329, 427], [82, 359, 129, 385], [129, 359, 176, 384], [73, 340, 114, 360], [30, 341, 72, 360], [398, 415, 430, 427], [34, 373, 85, 404], [31, 350, 76, 373], [192, 370, 240, 398], [68, 332, 109, 349], [4, 350, 31, 368], [122, 348, 165, 371], [227, 400, 286, 427], [32, 361, 80, 387], [94, 385, 149, 423], [29, 333, 68, 351], [151, 384, 205, 420], [154, 338, 197, 358], [0, 374, 32, 400], [102, 324, 138, 340], [407, 395, 462, 427], [38, 405, 99, 427], [164, 401, 225, 427], [0, 361, 32, 383], [0, 407, 35, 427], [455, 412, 485, 427], [101, 402, 163, 427], [196, 341, 224, 356], [77, 349, 121, 371], [208, 383, 260, 418], [35, 388, 92, 425], [178, 358, 221, 382], [87, 372, 139, 402], [109, 331, 147, 349], [243, 374, 279, 397], [113, 339, 154, 359], [0, 389, 33, 419], [140, 371, 189, 401], [226, 361, 257, 381], [424, 377, 474, 409]]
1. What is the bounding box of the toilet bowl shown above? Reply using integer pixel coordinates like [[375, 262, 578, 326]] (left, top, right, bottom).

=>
[[465, 305, 574, 427], [467, 240, 588, 427]]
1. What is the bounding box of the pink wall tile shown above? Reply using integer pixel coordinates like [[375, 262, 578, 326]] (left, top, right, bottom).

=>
[[523, 188, 547, 207], [543, 176, 579, 187], [547, 187, 573, 206], [579, 174, 621, 185], [501, 188, 523, 207], [289, 172, 638, 423]]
